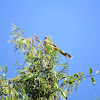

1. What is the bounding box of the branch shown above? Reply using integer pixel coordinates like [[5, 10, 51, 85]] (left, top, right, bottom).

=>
[[83, 73, 100, 79]]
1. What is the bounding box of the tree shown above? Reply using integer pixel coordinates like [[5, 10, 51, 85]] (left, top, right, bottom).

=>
[[0, 24, 99, 100]]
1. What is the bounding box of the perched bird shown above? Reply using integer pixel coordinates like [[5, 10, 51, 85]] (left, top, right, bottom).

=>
[[44, 36, 72, 59]]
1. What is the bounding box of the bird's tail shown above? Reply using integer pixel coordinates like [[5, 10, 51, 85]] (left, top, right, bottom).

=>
[[60, 50, 72, 59]]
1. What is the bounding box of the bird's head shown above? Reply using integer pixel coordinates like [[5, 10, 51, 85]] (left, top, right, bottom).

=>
[[44, 36, 49, 40]]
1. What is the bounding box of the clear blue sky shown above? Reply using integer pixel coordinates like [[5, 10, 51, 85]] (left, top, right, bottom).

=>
[[0, 0, 100, 100]]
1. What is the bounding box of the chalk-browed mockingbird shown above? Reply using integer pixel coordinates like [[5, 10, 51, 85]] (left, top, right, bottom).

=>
[[44, 36, 72, 59]]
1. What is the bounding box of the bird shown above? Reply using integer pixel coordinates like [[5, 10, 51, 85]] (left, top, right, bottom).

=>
[[43, 36, 72, 59]]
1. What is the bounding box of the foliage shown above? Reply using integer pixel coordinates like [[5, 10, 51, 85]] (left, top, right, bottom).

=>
[[95, 97, 100, 100], [0, 24, 99, 100]]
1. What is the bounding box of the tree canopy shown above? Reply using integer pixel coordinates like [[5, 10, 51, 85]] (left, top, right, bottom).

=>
[[0, 24, 99, 100]]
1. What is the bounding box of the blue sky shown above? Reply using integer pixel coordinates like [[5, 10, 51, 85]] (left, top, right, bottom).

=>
[[0, 0, 100, 100]]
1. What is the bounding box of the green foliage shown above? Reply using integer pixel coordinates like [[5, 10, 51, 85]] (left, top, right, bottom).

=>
[[95, 97, 100, 100], [91, 77, 95, 85], [0, 24, 99, 100], [88, 67, 96, 85], [89, 67, 92, 74]]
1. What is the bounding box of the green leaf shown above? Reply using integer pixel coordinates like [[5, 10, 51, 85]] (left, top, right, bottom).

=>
[[0, 65, 2, 72], [70, 76, 76, 82], [4, 66, 8, 72], [91, 77, 95, 85], [61, 90, 67, 99], [45, 54, 51, 60], [74, 73, 79, 78], [3, 73, 6, 77], [88, 67, 92, 74]]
